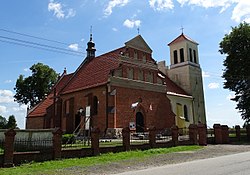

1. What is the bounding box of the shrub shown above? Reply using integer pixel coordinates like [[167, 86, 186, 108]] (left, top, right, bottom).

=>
[[62, 134, 75, 144]]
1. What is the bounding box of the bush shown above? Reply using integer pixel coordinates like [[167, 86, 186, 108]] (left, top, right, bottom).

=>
[[62, 134, 75, 144]]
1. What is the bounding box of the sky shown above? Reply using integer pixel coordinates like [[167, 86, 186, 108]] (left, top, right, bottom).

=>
[[0, 0, 249, 129]]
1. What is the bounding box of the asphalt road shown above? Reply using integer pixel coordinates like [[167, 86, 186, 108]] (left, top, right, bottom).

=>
[[115, 151, 250, 175]]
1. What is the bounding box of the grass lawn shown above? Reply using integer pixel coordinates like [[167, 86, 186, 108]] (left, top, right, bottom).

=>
[[0, 145, 202, 175]]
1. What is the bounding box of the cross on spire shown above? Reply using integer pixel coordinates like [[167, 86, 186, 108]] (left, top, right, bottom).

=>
[[90, 26, 93, 41], [137, 27, 140, 35], [181, 26, 184, 34]]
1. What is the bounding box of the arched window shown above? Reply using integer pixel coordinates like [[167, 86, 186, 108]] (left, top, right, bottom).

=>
[[93, 96, 98, 115], [184, 105, 189, 121]]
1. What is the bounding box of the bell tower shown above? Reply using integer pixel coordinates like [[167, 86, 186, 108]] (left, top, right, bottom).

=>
[[167, 33, 206, 124], [86, 27, 96, 59]]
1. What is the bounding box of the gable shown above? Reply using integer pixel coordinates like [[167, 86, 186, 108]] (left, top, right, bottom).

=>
[[168, 33, 198, 46], [125, 35, 152, 54]]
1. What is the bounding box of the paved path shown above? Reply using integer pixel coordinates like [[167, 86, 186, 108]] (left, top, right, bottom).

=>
[[115, 151, 250, 175]]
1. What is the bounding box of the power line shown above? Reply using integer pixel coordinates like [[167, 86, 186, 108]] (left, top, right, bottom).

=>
[[0, 28, 85, 49], [0, 39, 84, 57]]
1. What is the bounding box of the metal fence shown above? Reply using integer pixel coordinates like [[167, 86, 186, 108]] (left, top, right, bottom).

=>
[[62, 135, 91, 150], [155, 128, 172, 143], [130, 132, 149, 145], [14, 129, 53, 152], [178, 127, 189, 141]]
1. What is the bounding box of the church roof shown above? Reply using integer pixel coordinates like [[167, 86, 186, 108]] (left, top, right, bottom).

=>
[[165, 76, 191, 97], [27, 73, 73, 117], [168, 33, 198, 46], [60, 49, 121, 94]]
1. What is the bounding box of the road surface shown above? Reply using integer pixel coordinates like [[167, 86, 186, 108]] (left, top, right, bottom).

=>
[[115, 151, 250, 175]]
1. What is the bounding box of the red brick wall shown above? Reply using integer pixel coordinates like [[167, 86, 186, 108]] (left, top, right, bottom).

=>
[[113, 86, 175, 130], [60, 85, 107, 133], [26, 117, 44, 129]]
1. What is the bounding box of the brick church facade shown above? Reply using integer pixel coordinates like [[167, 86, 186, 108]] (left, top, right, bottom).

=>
[[26, 33, 206, 136]]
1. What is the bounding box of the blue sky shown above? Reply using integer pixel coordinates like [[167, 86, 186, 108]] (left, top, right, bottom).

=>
[[0, 0, 249, 129]]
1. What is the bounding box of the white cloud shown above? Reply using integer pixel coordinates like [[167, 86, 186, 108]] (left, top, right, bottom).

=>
[[227, 93, 235, 100], [68, 43, 79, 51], [202, 71, 210, 78], [48, 0, 65, 19], [104, 0, 129, 16], [176, 0, 250, 23], [0, 105, 7, 113], [4, 80, 12, 83], [123, 19, 141, 28], [48, 0, 76, 19], [12, 105, 27, 112], [149, 0, 174, 11], [66, 8, 76, 18], [0, 90, 14, 103], [24, 68, 29, 72], [208, 82, 219, 89], [231, 0, 250, 23], [112, 27, 118, 31]]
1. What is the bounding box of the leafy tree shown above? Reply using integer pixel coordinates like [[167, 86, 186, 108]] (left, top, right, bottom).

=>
[[219, 22, 250, 122], [0, 115, 7, 129], [14, 63, 58, 108], [6, 115, 17, 129]]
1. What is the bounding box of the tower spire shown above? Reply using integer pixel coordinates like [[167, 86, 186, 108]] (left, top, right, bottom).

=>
[[86, 26, 96, 59]]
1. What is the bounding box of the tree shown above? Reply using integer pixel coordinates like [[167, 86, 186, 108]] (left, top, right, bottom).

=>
[[14, 63, 58, 108], [6, 115, 17, 129], [0, 115, 7, 129], [219, 22, 250, 122]]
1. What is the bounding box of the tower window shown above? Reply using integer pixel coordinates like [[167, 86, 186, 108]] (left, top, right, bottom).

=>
[[173, 50, 178, 64], [180, 48, 184, 62], [189, 48, 193, 62], [193, 50, 197, 63], [184, 105, 189, 121]]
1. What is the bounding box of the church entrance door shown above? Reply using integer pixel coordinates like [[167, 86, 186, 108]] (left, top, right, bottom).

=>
[[136, 112, 144, 132]]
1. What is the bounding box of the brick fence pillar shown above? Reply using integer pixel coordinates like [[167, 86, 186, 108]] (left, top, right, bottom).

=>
[[4, 129, 16, 167], [235, 125, 241, 141], [198, 124, 207, 146], [189, 124, 198, 145], [246, 125, 250, 141], [149, 127, 156, 148], [52, 128, 63, 160], [122, 127, 130, 151], [213, 124, 222, 144], [91, 128, 100, 156], [171, 125, 179, 146], [221, 125, 229, 144]]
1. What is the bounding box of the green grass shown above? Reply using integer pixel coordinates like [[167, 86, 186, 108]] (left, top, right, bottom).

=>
[[0, 145, 202, 175]]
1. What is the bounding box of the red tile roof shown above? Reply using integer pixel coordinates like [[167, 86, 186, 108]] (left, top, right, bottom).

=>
[[165, 76, 191, 97], [168, 33, 198, 46], [61, 49, 122, 94], [28, 73, 73, 117]]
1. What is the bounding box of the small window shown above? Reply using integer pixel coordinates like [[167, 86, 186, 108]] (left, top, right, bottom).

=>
[[92, 96, 98, 115], [174, 50, 178, 64], [65, 100, 70, 114], [189, 48, 193, 62], [142, 53, 146, 63], [127, 67, 134, 79], [193, 50, 197, 63], [180, 48, 184, 62], [184, 105, 189, 121], [134, 50, 138, 59], [138, 69, 143, 81]]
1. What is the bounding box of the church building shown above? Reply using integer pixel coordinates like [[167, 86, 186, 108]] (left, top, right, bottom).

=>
[[26, 32, 206, 136]]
